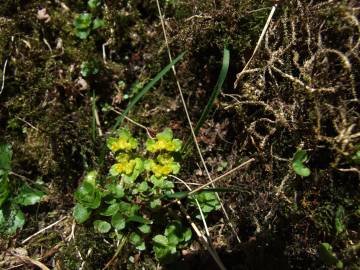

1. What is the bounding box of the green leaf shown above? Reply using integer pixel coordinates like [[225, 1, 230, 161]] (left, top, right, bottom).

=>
[[352, 148, 360, 164], [150, 199, 161, 209], [93, 18, 105, 30], [107, 184, 124, 198], [0, 175, 10, 208], [127, 215, 151, 224], [156, 128, 173, 141], [74, 180, 102, 209], [80, 60, 99, 77], [0, 203, 25, 235], [84, 171, 98, 186], [164, 191, 188, 200], [74, 13, 92, 30], [191, 192, 220, 218], [183, 227, 192, 242], [111, 212, 126, 230], [335, 205, 346, 235], [113, 52, 186, 130], [0, 143, 12, 171], [75, 29, 91, 39], [138, 224, 151, 234], [137, 181, 148, 193], [129, 232, 146, 251], [164, 221, 192, 245], [118, 202, 139, 217], [319, 243, 343, 268], [153, 234, 168, 246], [88, 0, 101, 9], [14, 185, 45, 206], [10, 208, 25, 235], [100, 203, 119, 216], [93, 220, 111, 233], [292, 150, 311, 177], [73, 203, 92, 224]]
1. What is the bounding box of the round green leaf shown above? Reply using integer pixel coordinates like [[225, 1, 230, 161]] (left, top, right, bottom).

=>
[[153, 234, 168, 246], [73, 204, 91, 224], [111, 212, 126, 230], [15, 185, 45, 206], [129, 232, 146, 251], [93, 220, 111, 233], [138, 224, 151, 234], [100, 203, 119, 216]]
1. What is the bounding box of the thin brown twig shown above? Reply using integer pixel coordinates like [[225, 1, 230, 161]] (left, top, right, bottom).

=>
[[21, 216, 67, 244], [234, 5, 277, 88], [188, 158, 255, 196], [111, 108, 154, 138]]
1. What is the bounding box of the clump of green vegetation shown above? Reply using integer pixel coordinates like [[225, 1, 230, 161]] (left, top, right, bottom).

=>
[[0, 144, 45, 236], [319, 242, 343, 269], [73, 128, 212, 263], [73, 0, 105, 39], [80, 59, 100, 77]]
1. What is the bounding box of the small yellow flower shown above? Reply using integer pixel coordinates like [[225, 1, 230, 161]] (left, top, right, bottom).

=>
[[113, 159, 136, 175]]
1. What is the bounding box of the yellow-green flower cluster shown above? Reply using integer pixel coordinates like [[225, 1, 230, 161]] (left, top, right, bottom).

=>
[[145, 154, 180, 177], [110, 154, 136, 175], [107, 129, 138, 153], [146, 128, 182, 153]]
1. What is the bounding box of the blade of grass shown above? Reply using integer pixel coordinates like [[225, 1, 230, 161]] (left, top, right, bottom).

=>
[[182, 48, 230, 152], [112, 51, 186, 131]]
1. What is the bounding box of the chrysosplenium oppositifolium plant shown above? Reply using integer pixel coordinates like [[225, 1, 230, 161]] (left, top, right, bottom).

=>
[[73, 128, 193, 262]]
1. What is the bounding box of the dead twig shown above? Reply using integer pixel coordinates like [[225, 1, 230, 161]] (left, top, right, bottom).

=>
[[111, 108, 154, 138], [21, 216, 67, 244], [234, 5, 277, 88]]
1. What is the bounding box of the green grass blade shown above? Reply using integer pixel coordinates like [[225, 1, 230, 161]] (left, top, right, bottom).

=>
[[182, 48, 230, 151], [112, 52, 186, 131]]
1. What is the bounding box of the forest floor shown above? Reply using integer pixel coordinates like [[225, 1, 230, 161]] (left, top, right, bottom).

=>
[[0, 0, 359, 269]]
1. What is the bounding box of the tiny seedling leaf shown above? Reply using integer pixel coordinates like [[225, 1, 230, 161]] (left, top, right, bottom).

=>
[[292, 149, 311, 177]]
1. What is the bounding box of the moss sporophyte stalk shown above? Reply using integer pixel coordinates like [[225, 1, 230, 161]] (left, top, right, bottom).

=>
[[73, 128, 221, 262]]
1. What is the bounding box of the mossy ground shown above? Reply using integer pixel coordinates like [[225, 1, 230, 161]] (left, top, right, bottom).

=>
[[0, 0, 359, 269]]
